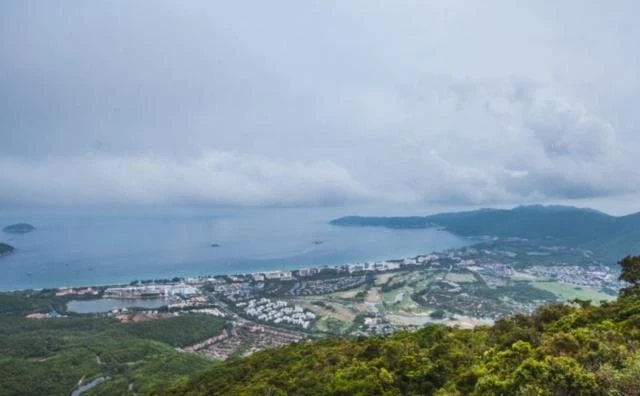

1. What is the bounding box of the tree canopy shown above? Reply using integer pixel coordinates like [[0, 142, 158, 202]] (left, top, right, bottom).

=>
[[619, 255, 640, 287], [164, 256, 640, 395]]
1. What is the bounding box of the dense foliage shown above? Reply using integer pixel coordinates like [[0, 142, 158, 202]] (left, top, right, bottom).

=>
[[0, 295, 225, 396], [164, 257, 640, 395], [0, 291, 66, 315], [122, 314, 226, 348], [619, 255, 640, 289]]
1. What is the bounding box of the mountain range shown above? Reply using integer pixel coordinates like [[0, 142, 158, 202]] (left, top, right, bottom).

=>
[[331, 205, 640, 262]]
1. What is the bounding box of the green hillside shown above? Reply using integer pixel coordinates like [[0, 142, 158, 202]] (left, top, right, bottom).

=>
[[164, 256, 640, 395], [0, 292, 225, 395], [331, 205, 640, 262]]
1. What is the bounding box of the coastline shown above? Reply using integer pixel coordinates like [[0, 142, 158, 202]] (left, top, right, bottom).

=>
[[1, 226, 475, 292], [19, 235, 624, 335], [4, 243, 474, 293], [0, 207, 473, 292]]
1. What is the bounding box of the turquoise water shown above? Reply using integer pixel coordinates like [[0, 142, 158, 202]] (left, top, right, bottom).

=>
[[0, 206, 470, 291]]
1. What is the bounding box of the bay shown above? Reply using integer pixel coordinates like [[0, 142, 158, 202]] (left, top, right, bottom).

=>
[[0, 206, 470, 291]]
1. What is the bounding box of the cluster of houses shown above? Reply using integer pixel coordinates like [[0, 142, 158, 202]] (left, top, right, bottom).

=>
[[167, 295, 209, 310], [104, 283, 199, 299], [286, 275, 368, 296], [347, 261, 402, 273], [251, 271, 294, 282], [55, 287, 99, 297], [221, 282, 265, 301], [243, 256, 444, 284], [238, 298, 316, 329], [524, 265, 622, 289]]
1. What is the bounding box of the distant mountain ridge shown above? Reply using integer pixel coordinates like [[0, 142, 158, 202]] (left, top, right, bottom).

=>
[[330, 205, 640, 262]]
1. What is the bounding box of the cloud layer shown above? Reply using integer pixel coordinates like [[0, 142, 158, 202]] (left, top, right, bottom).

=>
[[0, 153, 372, 206], [1, 1, 639, 207]]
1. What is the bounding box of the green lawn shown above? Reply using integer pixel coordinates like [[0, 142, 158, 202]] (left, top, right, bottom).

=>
[[444, 273, 478, 283], [531, 281, 615, 303]]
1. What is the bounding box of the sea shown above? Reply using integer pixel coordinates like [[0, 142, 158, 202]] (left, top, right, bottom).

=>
[[0, 205, 471, 291]]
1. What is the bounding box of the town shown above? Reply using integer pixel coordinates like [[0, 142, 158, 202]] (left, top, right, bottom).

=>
[[36, 238, 626, 360]]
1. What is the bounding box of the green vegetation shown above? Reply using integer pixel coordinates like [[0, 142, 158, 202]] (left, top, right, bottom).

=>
[[2, 252, 639, 395], [331, 205, 640, 261], [0, 294, 224, 395], [0, 291, 66, 315], [163, 257, 640, 395], [444, 272, 477, 283], [380, 281, 406, 293], [619, 255, 640, 288], [0, 242, 15, 255], [532, 281, 615, 303], [122, 314, 226, 348]]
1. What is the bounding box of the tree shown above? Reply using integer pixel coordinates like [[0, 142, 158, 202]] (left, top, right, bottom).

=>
[[619, 256, 640, 298], [619, 256, 640, 287]]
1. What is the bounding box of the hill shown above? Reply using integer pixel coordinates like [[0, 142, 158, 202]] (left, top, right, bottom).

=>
[[0, 291, 227, 395], [0, 243, 14, 256], [2, 223, 36, 234], [164, 260, 640, 395], [331, 205, 640, 262]]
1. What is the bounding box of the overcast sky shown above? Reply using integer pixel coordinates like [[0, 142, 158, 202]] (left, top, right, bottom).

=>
[[1, 1, 639, 209]]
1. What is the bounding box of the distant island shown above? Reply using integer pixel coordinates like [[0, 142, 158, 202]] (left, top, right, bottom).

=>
[[331, 205, 640, 262], [2, 223, 36, 234], [0, 243, 15, 256]]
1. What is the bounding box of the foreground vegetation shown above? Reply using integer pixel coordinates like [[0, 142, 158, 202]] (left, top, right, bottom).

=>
[[165, 257, 640, 395], [2, 255, 640, 395], [0, 292, 225, 395]]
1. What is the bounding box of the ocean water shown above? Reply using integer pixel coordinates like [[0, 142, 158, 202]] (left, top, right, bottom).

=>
[[0, 206, 470, 291]]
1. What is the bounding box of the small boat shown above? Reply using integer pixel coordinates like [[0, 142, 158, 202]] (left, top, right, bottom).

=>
[[211, 243, 221, 248], [312, 240, 324, 245]]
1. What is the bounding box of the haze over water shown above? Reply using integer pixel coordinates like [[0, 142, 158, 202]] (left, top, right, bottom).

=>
[[0, 206, 470, 291]]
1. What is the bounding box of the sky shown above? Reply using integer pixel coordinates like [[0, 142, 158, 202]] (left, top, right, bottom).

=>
[[1, 1, 640, 210]]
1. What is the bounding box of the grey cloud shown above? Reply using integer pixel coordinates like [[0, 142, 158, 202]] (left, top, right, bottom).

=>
[[0, 152, 373, 206], [1, 1, 639, 207], [519, 92, 617, 161], [351, 78, 635, 204]]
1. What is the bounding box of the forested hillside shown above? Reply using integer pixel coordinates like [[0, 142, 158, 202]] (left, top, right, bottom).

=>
[[0, 292, 226, 395], [164, 257, 640, 395], [331, 205, 640, 261]]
